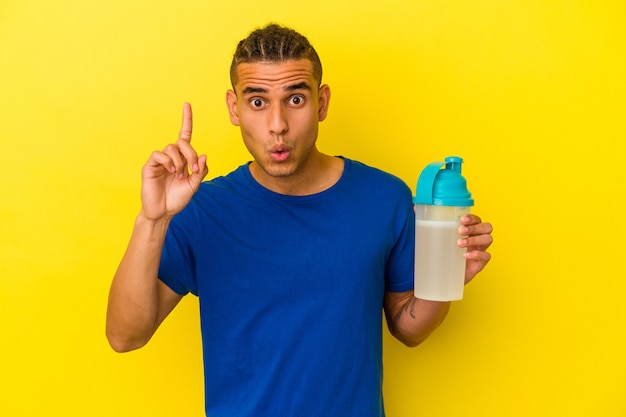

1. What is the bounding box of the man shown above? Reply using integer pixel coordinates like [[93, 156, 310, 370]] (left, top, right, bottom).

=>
[[106, 24, 493, 416]]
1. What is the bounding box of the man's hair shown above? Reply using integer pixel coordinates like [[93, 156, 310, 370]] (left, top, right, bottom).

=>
[[229, 24, 323, 89]]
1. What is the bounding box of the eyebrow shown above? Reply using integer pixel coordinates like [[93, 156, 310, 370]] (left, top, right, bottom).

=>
[[285, 82, 311, 92], [241, 82, 311, 96], [241, 86, 267, 95]]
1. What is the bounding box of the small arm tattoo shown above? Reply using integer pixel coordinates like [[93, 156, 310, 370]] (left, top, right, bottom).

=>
[[402, 297, 417, 319]]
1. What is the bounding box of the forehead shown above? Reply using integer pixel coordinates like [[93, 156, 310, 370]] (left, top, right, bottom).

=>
[[234, 59, 317, 93]]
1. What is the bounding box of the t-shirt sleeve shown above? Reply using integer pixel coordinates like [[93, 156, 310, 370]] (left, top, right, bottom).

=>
[[158, 217, 199, 296], [385, 199, 415, 293]]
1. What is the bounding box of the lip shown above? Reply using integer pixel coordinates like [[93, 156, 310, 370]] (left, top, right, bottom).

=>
[[270, 149, 290, 162], [269, 145, 291, 162]]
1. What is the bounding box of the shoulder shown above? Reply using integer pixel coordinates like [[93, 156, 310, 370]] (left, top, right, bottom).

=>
[[195, 164, 251, 197], [174, 164, 252, 223], [343, 158, 412, 198]]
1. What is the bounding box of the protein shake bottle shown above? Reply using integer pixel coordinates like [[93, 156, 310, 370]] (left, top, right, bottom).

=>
[[413, 156, 474, 301]]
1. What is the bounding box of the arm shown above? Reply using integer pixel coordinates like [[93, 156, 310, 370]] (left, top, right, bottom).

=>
[[106, 103, 209, 352], [384, 214, 493, 347], [106, 215, 183, 352], [384, 291, 451, 347]]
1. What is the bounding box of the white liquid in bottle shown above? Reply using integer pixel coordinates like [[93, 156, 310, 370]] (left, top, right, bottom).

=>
[[414, 219, 466, 301]]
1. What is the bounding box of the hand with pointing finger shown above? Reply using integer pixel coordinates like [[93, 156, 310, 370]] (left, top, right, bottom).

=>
[[140, 103, 209, 221]]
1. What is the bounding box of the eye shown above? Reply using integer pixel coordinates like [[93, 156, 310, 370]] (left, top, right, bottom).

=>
[[250, 98, 265, 108], [288, 95, 305, 106]]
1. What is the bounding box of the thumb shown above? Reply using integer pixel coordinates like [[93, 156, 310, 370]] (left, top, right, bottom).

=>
[[189, 154, 209, 190]]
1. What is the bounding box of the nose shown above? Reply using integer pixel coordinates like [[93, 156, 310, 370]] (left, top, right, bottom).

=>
[[268, 104, 288, 136]]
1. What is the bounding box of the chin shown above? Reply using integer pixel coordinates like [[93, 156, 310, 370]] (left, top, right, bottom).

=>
[[267, 166, 297, 178], [256, 160, 298, 178]]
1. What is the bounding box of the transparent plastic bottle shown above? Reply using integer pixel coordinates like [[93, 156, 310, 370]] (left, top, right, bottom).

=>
[[413, 156, 474, 301]]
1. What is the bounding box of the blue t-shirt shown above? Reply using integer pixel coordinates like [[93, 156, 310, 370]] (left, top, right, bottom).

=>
[[159, 158, 414, 417]]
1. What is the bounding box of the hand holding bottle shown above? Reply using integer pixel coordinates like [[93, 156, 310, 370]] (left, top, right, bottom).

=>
[[459, 214, 493, 284]]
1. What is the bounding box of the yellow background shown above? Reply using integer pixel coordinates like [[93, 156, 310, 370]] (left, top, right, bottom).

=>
[[1, 0, 625, 416]]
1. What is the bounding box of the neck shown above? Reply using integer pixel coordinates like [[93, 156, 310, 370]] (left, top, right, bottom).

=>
[[250, 152, 344, 196]]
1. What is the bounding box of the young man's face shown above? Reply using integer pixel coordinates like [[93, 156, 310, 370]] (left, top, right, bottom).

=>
[[226, 59, 330, 186]]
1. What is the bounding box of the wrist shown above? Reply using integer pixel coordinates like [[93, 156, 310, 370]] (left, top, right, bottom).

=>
[[136, 210, 173, 231]]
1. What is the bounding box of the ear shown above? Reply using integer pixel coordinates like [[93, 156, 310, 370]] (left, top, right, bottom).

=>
[[317, 84, 331, 122], [225, 90, 240, 126]]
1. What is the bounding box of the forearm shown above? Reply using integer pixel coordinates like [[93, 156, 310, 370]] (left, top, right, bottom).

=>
[[385, 292, 451, 347], [106, 213, 172, 352]]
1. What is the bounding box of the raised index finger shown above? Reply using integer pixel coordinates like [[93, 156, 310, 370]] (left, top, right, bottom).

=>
[[179, 102, 193, 142]]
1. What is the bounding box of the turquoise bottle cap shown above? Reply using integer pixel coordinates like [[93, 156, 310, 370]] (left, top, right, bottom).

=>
[[413, 156, 474, 206]]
